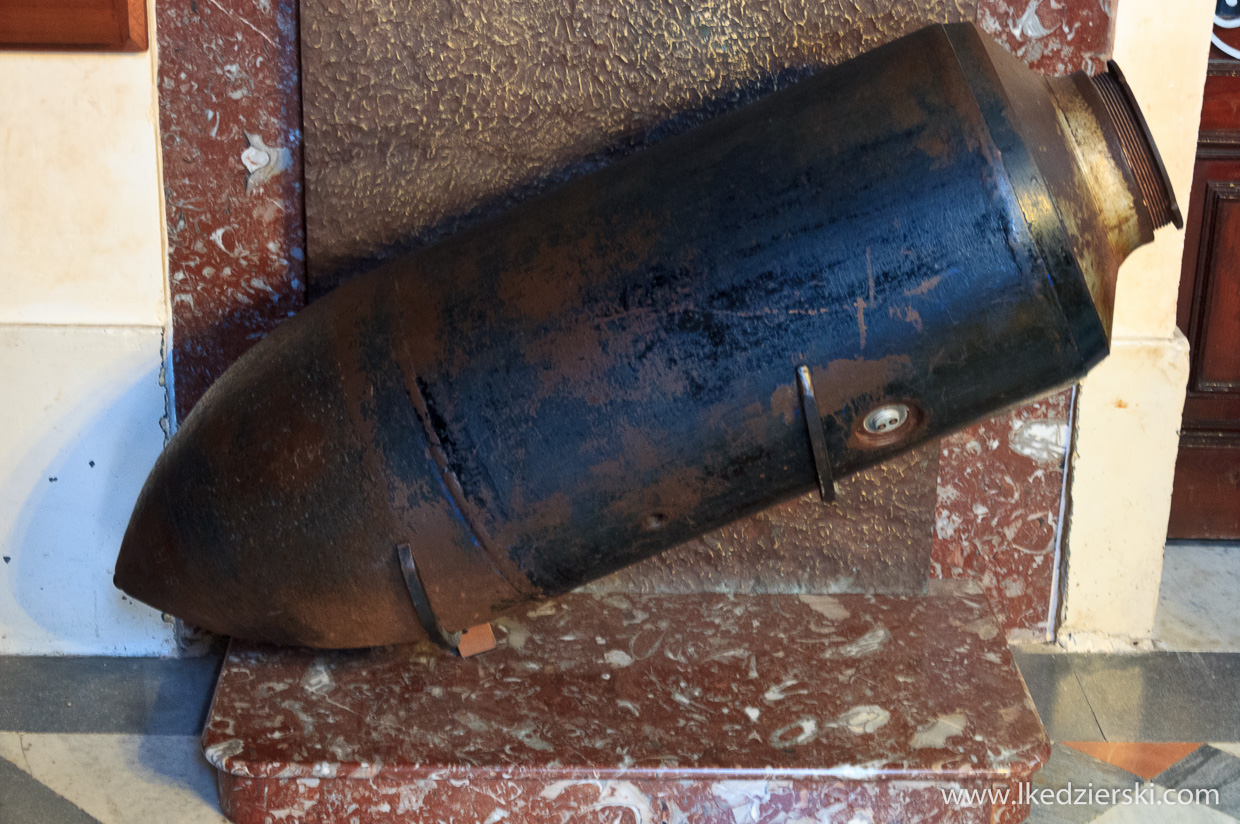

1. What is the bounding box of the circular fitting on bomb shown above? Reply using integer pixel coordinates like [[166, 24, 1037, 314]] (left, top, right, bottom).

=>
[[863, 404, 910, 434], [853, 401, 923, 449]]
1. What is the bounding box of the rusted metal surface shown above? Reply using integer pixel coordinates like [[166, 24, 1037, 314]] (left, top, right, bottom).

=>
[[117, 22, 1177, 649]]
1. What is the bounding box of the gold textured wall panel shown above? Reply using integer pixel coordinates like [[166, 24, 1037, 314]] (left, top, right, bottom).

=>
[[300, 0, 974, 592]]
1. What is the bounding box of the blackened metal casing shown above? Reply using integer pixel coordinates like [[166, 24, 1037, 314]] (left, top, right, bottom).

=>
[[115, 22, 1177, 648]]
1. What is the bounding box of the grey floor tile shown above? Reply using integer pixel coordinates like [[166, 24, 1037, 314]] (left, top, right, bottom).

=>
[[1092, 797, 1240, 823], [1155, 543, 1240, 653], [1027, 743, 1144, 824], [1156, 745, 1240, 817], [0, 756, 99, 823], [0, 654, 222, 735], [1070, 653, 1240, 742], [1013, 649, 1106, 742]]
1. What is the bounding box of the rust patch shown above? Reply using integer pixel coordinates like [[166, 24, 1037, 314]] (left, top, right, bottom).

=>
[[888, 305, 925, 332], [770, 382, 799, 426], [903, 275, 944, 297], [809, 354, 914, 419]]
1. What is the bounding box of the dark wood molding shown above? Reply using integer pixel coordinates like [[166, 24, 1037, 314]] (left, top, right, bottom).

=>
[[1197, 131, 1240, 159], [0, 0, 148, 52], [1180, 429, 1240, 448], [1185, 180, 1240, 397]]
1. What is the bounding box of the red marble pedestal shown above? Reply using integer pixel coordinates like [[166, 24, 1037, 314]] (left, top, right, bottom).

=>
[[203, 591, 1049, 823]]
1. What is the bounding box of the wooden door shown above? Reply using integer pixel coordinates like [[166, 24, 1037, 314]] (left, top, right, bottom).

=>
[[1169, 35, 1240, 539]]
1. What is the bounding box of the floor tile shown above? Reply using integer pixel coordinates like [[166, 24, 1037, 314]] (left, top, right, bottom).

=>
[[1155, 745, 1240, 818], [0, 733, 226, 824], [1064, 742, 1206, 781], [1027, 743, 1144, 824], [0, 730, 24, 764], [1155, 544, 1240, 653], [0, 654, 221, 734], [1013, 649, 1105, 741], [1071, 653, 1240, 741], [0, 755, 99, 824], [1091, 796, 1240, 823]]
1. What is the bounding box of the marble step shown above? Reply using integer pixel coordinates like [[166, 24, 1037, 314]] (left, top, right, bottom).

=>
[[203, 591, 1048, 823]]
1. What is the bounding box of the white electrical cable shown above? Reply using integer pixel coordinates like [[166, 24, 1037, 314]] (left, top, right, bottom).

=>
[[1217, 0, 1240, 28], [1213, 33, 1240, 60], [1214, 7, 1240, 60]]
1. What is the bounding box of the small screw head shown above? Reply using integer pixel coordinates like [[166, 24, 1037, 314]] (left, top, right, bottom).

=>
[[863, 403, 910, 434]]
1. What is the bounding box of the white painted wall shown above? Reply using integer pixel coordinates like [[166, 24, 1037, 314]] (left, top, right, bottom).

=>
[[0, 41, 175, 654], [1059, 0, 1214, 647], [0, 55, 168, 327]]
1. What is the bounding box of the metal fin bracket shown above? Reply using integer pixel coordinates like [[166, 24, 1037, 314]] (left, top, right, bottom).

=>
[[797, 365, 838, 503], [397, 544, 462, 652]]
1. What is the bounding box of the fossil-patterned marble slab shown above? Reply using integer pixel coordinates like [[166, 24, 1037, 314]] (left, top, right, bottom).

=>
[[205, 591, 1048, 822]]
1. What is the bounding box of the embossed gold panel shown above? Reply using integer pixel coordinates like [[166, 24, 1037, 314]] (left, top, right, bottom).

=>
[[299, 1, 976, 593]]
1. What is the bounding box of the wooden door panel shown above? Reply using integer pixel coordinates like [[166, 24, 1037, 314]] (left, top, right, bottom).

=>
[[1186, 182, 1240, 393], [1170, 64, 1240, 538], [1201, 72, 1240, 133], [1169, 444, 1240, 539]]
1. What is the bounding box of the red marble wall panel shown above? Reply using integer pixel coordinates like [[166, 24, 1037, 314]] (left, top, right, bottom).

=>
[[932, 0, 1115, 640], [158, 0, 306, 423], [977, 0, 1115, 76], [932, 389, 1074, 643]]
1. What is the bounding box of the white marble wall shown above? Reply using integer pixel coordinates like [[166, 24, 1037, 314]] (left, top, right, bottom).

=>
[[1061, 0, 1215, 647], [0, 44, 175, 654]]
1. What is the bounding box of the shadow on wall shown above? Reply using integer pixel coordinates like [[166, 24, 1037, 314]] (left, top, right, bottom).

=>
[[308, 65, 822, 297], [1, 346, 173, 655]]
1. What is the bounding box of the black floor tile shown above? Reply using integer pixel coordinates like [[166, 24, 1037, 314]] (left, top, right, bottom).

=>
[[1070, 653, 1240, 742], [1155, 744, 1240, 817], [0, 756, 99, 823], [1026, 743, 1144, 824], [1012, 650, 1105, 742], [0, 654, 222, 735]]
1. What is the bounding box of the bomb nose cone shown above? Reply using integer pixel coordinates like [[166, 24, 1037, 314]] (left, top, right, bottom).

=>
[[114, 281, 435, 648], [114, 474, 187, 624]]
